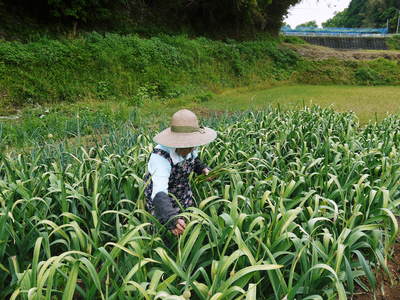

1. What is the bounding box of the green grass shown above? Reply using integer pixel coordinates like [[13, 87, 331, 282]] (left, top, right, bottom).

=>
[[202, 85, 400, 124], [2, 84, 400, 149], [141, 84, 400, 125]]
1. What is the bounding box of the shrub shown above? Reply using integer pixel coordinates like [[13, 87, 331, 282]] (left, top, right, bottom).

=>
[[387, 34, 400, 50], [0, 34, 303, 107]]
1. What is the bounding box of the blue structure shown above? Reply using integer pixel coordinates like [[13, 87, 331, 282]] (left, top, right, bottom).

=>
[[281, 26, 388, 36]]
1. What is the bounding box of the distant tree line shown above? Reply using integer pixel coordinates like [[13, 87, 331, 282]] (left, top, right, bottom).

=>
[[323, 0, 400, 32], [0, 0, 302, 37], [296, 21, 318, 28]]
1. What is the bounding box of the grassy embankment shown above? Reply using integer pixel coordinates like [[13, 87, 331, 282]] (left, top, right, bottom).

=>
[[1, 33, 400, 149]]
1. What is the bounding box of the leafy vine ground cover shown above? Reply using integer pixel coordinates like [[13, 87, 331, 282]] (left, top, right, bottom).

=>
[[0, 107, 399, 299]]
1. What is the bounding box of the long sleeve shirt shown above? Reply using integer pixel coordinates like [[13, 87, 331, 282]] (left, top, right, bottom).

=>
[[146, 145, 208, 228], [147, 145, 201, 199]]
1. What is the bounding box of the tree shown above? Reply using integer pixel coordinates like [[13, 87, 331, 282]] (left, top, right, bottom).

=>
[[296, 20, 318, 28], [282, 22, 292, 29], [150, 0, 303, 35], [47, 0, 117, 22], [1, 0, 304, 37], [322, 9, 349, 28], [322, 0, 400, 32], [6, 0, 120, 21]]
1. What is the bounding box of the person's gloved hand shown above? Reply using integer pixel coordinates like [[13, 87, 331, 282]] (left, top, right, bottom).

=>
[[171, 218, 186, 236], [202, 168, 214, 181]]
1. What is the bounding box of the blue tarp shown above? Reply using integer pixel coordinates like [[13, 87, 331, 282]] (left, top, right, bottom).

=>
[[281, 27, 388, 35]]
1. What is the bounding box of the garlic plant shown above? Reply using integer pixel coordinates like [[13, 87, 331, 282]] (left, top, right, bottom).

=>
[[0, 107, 399, 299]]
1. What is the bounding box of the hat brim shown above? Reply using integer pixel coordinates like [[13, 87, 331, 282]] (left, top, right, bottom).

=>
[[153, 127, 217, 148]]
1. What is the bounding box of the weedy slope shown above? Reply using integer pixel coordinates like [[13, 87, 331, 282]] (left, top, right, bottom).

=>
[[0, 107, 399, 299]]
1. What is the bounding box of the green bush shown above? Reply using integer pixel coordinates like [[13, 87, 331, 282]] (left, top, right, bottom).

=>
[[355, 59, 400, 85], [295, 59, 356, 85], [355, 67, 382, 85], [386, 34, 400, 50], [0, 34, 302, 107], [280, 34, 307, 44]]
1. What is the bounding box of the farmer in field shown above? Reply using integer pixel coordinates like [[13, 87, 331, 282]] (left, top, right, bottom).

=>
[[144, 109, 217, 236]]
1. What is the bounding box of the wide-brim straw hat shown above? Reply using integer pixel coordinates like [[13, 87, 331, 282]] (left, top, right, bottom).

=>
[[154, 109, 217, 148]]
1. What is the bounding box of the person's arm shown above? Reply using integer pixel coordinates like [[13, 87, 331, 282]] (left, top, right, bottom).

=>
[[192, 150, 210, 175], [148, 154, 185, 234], [152, 191, 179, 229]]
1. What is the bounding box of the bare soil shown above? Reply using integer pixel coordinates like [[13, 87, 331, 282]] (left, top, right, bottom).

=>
[[285, 44, 400, 61], [353, 218, 400, 300]]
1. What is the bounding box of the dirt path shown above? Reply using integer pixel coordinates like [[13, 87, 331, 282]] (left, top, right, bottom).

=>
[[285, 44, 400, 61]]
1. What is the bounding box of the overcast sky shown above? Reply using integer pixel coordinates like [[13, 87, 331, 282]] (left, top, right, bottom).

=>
[[284, 0, 352, 27]]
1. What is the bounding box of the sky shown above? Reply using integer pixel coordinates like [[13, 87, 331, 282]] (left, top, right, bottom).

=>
[[284, 0, 352, 28]]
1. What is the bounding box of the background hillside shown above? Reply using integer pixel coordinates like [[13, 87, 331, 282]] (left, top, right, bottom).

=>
[[0, 34, 399, 114], [323, 0, 400, 32]]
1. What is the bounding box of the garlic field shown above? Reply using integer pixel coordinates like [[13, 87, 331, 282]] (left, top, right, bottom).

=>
[[1, 107, 399, 299]]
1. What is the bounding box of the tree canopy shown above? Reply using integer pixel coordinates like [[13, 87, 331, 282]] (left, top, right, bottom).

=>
[[323, 0, 400, 32], [1, 0, 302, 37], [296, 20, 318, 28]]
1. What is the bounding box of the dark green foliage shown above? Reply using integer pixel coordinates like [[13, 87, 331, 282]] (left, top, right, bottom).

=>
[[151, 0, 302, 36], [0, 33, 302, 107], [295, 58, 400, 86], [280, 35, 307, 44], [296, 20, 318, 28], [2, 0, 122, 23], [0, 0, 302, 37], [387, 34, 400, 50], [323, 0, 400, 32], [355, 67, 383, 85], [295, 59, 356, 85], [322, 10, 350, 28], [363, 58, 400, 84], [282, 22, 292, 29]]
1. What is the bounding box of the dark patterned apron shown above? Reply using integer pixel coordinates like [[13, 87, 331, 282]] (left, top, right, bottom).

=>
[[144, 148, 195, 214]]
